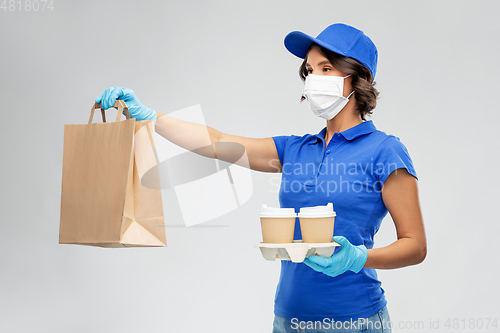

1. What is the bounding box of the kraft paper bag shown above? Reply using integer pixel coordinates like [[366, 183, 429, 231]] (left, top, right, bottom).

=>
[[59, 101, 166, 247]]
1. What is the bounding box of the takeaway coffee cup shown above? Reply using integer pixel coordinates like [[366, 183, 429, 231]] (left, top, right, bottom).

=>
[[298, 203, 336, 243], [260, 204, 297, 243]]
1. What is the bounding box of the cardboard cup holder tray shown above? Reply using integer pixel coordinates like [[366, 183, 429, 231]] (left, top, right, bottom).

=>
[[255, 240, 340, 263]]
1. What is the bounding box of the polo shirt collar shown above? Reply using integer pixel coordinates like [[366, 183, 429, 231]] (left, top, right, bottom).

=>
[[315, 120, 377, 141]]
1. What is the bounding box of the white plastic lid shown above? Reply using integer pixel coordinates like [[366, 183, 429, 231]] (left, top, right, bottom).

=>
[[298, 202, 336, 218], [260, 204, 297, 218]]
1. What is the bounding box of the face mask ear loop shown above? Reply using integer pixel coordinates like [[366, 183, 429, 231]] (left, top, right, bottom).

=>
[[343, 75, 354, 99]]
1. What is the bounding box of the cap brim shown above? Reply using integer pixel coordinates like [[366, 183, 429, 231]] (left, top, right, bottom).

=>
[[284, 31, 346, 59]]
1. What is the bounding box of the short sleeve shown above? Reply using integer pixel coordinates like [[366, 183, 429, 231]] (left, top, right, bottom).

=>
[[374, 136, 417, 183], [272, 135, 290, 167]]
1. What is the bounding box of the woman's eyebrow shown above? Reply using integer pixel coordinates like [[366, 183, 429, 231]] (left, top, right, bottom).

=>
[[306, 60, 332, 67]]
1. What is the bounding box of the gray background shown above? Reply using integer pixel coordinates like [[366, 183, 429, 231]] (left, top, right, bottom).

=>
[[1, 0, 499, 332]]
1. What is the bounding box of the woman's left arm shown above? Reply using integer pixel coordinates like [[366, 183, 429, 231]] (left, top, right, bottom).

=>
[[364, 169, 427, 269]]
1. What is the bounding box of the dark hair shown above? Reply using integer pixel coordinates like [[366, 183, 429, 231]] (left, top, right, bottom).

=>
[[299, 43, 379, 120]]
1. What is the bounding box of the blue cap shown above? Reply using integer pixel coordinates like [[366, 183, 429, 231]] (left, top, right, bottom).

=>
[[284, 23, 378, 81]]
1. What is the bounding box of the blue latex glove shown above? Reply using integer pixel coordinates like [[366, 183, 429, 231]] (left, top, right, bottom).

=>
[[303, 236, 368, 278], [95, 87, 157, 125]]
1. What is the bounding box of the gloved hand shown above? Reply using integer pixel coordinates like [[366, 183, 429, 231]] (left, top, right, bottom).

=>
[[95, 87, 157, 125], [303, 236, 367, 278]]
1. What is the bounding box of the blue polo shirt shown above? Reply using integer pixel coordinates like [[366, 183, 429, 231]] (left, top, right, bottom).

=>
[[272, 120, 417, 322]]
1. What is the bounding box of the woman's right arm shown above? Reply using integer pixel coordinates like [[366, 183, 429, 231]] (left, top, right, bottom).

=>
[[94, 87, 281, 173], [155, 112, 283, 173]]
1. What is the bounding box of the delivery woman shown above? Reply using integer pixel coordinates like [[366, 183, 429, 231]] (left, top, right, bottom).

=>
[[96, 23, 426, 333]]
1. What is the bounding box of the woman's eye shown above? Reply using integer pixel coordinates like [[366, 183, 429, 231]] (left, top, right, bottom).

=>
[[306, 69, 313, 73], [323, 68, 331, 72]]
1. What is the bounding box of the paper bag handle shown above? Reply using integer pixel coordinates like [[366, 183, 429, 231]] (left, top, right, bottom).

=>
[[89, 100, 131, 124]]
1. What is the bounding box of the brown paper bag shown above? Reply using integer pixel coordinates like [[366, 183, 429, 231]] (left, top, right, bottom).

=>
[[59, 101, 166, 247]]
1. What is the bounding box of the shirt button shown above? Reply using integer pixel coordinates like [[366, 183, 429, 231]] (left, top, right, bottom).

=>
[[326, 150, 331, 154]]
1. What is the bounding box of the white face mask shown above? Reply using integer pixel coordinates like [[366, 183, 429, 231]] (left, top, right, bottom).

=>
[[303, 74, 354, 120]]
